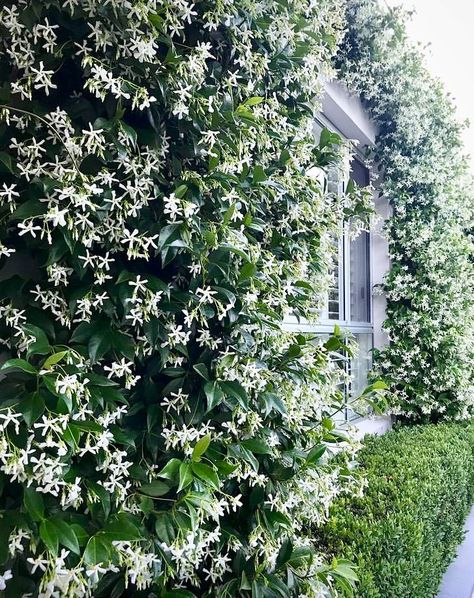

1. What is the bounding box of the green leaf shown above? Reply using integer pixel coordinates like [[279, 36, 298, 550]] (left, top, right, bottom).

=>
[[83, 535, 113, 566], [177, 462, 193, 492], [204, 381, 224, 412], [0, 359, 37, 375], [120, 122, 137, 146], [70, 420, 103, 433], [101, 513, 142, 541], [235, 105, 256, 122], [193, 363, 210, 381], [63, 424, 81, 450], [265, 509, 292, 529], [155, 512, 176, 545], [252, 165, 267, 184], [138, 480, 172, 497], [0, 151, 14, 173], [24, 487, 44, 522], [50, 519, 80, 555], [43, 351, 69, 370], [319, 127, 341, 149], [219, 243, 251, 262], [324, 335, 344, 352], [240, 438, 272, 455], [86, 480, 111, 518], [332, 560, 359, 583], [240, 571, 252, 591], [251, 580, 264, 597], [243, 96, 264, 106], [275, 538, 293, 569], [23, 324, 51, 357], [174, 184, 188, 198], [238, 262, 257, 282], [40, 520, 59, 555], [0, 517, 13, 564], [361, 380, 388, 395], [87, 373, 118, 387], [192, 435, 211, 462], [216, 460, 238, 476], [157, 458, 181, 481], [223, 203, 236, 225], [158, 224, 182, 251], [71, 524, 88, 547], [18, 391, 45, 426], [306, 444, 326, 464], [287, 546, 314, 568], [191, 462, 220, 490], [148, 12, 164, 30], [261, 392, 286, 416], [88, 332, 111, 363], [220, 380, 249, 410], [11, 199, 44, 220], [88, 328, 135, 363], [116, 270, 135, 285], [93, 117, 114, 131]]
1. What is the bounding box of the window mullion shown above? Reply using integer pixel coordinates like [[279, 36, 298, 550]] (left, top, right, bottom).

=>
[[343, 222, 351, 324]]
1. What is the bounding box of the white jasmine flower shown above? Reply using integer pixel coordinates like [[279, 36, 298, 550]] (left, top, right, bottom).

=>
[[30, 61, 57, 95], [0, 570, 12, 590], [18, 221, 42, 238]]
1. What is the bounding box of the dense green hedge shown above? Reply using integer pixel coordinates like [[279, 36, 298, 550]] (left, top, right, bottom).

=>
[[321, 423, 474, 597]]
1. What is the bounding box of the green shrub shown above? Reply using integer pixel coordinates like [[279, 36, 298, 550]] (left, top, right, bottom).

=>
[[320, 423, 474, 597]]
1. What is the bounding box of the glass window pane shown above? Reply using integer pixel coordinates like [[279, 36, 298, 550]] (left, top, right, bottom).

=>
[[350, 158, 370, 187], [316, 333, 349, 424], [347, 333, 373, 420], [350, 230, 370, 322], [328, 237, 343, 320]]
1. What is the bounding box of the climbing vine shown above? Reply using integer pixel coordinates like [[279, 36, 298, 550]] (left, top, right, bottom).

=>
[[337, 0, 474, 421], [0, 1, 375, 596]]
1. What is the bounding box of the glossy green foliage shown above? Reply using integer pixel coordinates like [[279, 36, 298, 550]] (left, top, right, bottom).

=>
[[0, 0, 374, 595]]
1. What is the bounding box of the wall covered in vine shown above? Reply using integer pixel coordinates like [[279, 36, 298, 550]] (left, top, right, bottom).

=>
[[0, 1, 378, 596], [336, 0, 474, 421], [0, 0, 472, 595]]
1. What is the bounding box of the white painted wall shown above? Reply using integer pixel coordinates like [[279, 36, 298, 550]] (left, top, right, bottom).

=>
[[371, 192, 391, 350], [353, 414, 393, 438], [321, 79, 377, 147]]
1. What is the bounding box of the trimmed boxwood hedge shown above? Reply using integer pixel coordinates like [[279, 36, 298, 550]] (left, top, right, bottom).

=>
[[320, 423, 474, 597]]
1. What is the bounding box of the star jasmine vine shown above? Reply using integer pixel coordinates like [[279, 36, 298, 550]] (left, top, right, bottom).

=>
[[0, 0, 375, 596], [337, 0, 474, 422]]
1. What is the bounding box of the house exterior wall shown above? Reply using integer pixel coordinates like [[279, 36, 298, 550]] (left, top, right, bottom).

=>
[[371, 192, 391, 351], [321, 79, 377, 148]]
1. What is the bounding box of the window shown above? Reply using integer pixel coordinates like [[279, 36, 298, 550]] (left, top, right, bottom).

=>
[[320, 157, 373, 423], [282, 125, 374, 424], [327, 236, 343, 321], [350, 229, 370, 323]]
